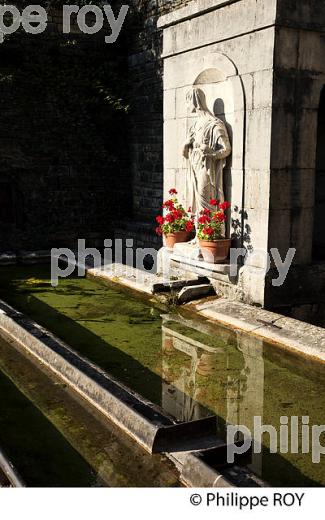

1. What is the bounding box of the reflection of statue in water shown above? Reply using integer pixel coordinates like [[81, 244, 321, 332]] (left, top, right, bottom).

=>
[[183, 88, 232, 223], [161, 318, 248, 425]]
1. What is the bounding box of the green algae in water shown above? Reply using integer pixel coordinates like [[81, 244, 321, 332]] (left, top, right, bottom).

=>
[[0, 335, 179, 487], [0, 265, 164, 405], [1, 264, 325, 487], [0, 343, 99, 487]]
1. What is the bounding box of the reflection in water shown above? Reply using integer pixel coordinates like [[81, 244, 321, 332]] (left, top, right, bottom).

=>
[[161, 314, 264, 478], [1, 264, 325, 487], [0, 335, 179, 487], [160, 314, 325, 487]]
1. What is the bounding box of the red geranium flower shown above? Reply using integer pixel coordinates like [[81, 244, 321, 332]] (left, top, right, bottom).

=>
[[165, 213, 175, 223], [163, 199, 175, 210], [200, 208, 211, 216], [198, 215, 211, 225], [157, 188, 194, 235], [219, 201, 231, 211], [214, 212, 226, 222], [155, 227, 162, 236], [186, 221, 194, 232], [172, 209, 183, 220], [197, 199, 230, 241], [203, 227, 214, 236]]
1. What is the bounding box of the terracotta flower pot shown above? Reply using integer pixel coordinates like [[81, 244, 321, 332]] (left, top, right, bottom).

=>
[[199, 238, 231, 264], [164, 231, 190, 250]]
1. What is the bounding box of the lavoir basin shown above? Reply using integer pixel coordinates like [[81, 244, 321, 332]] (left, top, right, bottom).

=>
[[0, 264, 325, 487], [0, 333, 179, 487], [0, 330, 179, 487]]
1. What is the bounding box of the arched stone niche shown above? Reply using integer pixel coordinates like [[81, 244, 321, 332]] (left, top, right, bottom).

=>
[[163, 51, 245, 240], [192, 55, 245, 209]]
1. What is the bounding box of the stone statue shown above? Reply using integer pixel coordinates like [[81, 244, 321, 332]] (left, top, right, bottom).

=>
[[183, 87, 232, 225]]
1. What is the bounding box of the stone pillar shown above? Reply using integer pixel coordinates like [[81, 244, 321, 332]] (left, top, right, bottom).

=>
[[265, 0, 325, 317], [158, 0, 277, 306], [159, 0, 325, 319]]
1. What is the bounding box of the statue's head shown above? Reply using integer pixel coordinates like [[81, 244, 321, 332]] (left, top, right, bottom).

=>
[[186, 87, 208, 114]]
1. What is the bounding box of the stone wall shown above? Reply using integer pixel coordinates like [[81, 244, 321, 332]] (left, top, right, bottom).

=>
[[159, 0, 277, 306], [269, 2, 325, 266], [0, 1, 191, 252], [125, 0, 190, 222], [158, 0, 325, 325], [112, 0, 191, 249], [0, 7, 130, 252], [263, 0, 325, 322]]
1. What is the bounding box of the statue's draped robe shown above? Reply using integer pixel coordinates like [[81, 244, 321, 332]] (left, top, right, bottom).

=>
[[186, 115, 231, 215]]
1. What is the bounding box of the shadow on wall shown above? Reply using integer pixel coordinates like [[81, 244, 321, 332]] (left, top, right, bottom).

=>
[[231, 207, 252, 252], [213, 97, 234, 164], [213, 97, 234, 239]]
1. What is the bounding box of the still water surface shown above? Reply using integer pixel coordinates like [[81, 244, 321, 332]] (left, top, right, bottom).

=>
[[0, 264, 325, 487], [0, 334, 179, 487]]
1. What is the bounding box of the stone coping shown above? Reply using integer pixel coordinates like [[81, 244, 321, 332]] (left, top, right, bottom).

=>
[[158, 0, 240, 29], [88, 263, 156, 295], [192, 299, 325, 363], [2, 256, 324, 363], [0, 251, 51, 265], [88, 263, 325, 363], [88, 262, 207, 296]]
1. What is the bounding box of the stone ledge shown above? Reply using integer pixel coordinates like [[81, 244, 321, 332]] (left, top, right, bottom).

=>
[[194, 299, 283, 331], [89, 264, 325, 362], [170, 243, 234, 281], [88, 263, 211, 300], [0, 251, 51, 265], [88, 263, 156, 295], [171, 254, 233, 279], [0, 253, 17, 266], [192, 299, 325, 362]]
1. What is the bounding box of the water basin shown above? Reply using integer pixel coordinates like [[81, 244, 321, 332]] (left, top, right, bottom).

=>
[[0, 333, 179, 487], [0, 264, 325, 487]]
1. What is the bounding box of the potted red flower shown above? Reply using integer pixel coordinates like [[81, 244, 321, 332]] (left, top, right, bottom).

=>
[[197, 199, 231, 263], [156, 189, 195, 250]]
